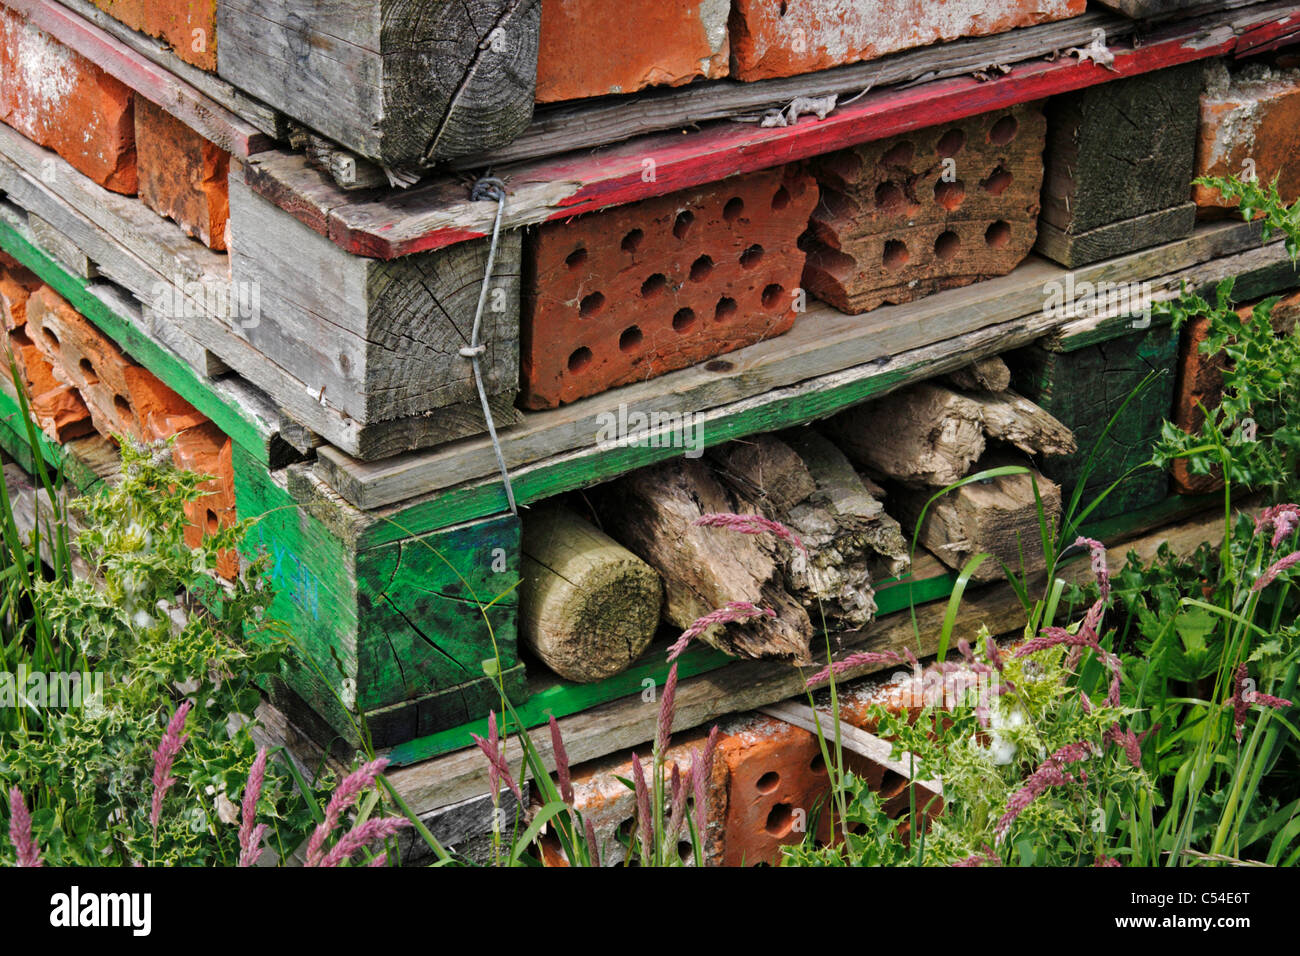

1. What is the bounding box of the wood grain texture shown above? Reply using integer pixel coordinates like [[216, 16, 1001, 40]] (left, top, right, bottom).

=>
[[228, 176, 521, 430], [216, 0, 538, 166], [1036, 203, 1198, 268]]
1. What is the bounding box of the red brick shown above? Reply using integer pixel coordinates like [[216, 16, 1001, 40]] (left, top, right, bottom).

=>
[[0, 259, 43, 330], [135, 97, 230, 250], [536, 0, 728, 103], [802, 103, 1045, 314], [1194, 65, 1300, 216], [1171, 292, 1300, 494], [170, 421, 238, 580], [521, 164, 818, 408], [5, 329, 95, 442], [0, 8, 137, 193], [728, 0, 1084, 82], [88, 0, 216, 72]]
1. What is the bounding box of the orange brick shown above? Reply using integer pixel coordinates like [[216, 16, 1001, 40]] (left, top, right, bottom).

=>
[[134, 97, 230, 250], [802, 103, 1045, 314], [0, 260, 43, 330], [0, 8, 137, 193], [729, 0, 1084, 81], [171, 421, 238, 580], [5, 328, 95, 442], [1194, 65, 1300, 216], [88, 0, 216, 72], [521, 164, 818, 408], [536, 0, 728, 103]]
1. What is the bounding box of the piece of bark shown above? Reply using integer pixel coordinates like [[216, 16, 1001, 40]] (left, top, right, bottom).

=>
[[895, 463, 1062, 583], [597, 458, 813, 664], [943, 356, 1012, 393], [823, 381, 985, 488], [519, 505, 663, 683], [969, 389, 1078, 457]]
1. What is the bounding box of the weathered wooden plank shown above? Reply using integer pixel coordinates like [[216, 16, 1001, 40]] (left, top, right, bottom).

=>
[[5, 0, 273, 157], [318, 219, 1269, 512], [216, 0, 538, 166], [322, 235, 1298, 546], [386, 507, 1230, 812], [241, 2, 1300, 260], [1035, 204, 1199, 269]]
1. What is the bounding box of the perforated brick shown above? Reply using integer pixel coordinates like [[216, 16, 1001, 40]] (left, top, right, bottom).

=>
[[536, 0, 729, 103], [0, 7, 137, 193], [0, 258, 42, 330], [802, 103, 1045, 314], [135, 97, 230, 250], [728, 0, 1084, 82], [22, 285, 237, 576], [5, 328, 95, 442], [521, 164, 818, 408]]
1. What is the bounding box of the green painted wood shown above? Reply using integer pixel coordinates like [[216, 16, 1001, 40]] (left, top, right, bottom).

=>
[[232, 443, 526, 745], [1010, 325, 1178, 523], [0, 218, 280, 466]]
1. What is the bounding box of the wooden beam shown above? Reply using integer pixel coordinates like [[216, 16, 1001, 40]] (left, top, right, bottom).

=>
[[4, 0, 273, 158], [216, 0, 539, 167], [241, 1, 1300, 260]]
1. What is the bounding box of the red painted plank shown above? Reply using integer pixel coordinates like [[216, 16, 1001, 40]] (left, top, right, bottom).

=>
[[252, 1, 1299, 260], [3, 0, 271, 158]]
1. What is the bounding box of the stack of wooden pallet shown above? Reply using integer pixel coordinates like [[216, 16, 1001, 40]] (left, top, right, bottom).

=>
[[1, 0, 1299, 847]]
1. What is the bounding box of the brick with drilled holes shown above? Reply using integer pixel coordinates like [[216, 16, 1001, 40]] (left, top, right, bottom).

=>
[[521, 164, 818, 408], [135, 97, 230, 250], [5, 328, 96, 442], [536, 0, 728, 102], [0, 7, 137, 193], [728, 0, 1084, 82], [88, 0, 217, 72], [170, 421, 239, 579], [0, 258, 43, 330], [802, 103, 1045, 314], [1193, 64, 1300, 217]]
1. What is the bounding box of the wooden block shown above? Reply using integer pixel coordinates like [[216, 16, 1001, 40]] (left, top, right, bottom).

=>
[[134, 97, 229, 251], [87, 0, 217, 71], [1009, 326, 1178, 522], [1194, 63, 1300, 216], [1093, 0, 1215, 18], [521, 165, 817, 408], [519, 505, 663, 683], [1170, 290, 1300, 494], [802, 103, 1045, 315], [1037, 64, 1202, 267], [1036, 204, 1199, 270], [240, 457, 527, 748], [0, 6, 137, 193], [536, 0, 727, 103], [216, 0, 539, 166], [228, 176, 522, 449], [728, 0, 1084, 82]]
